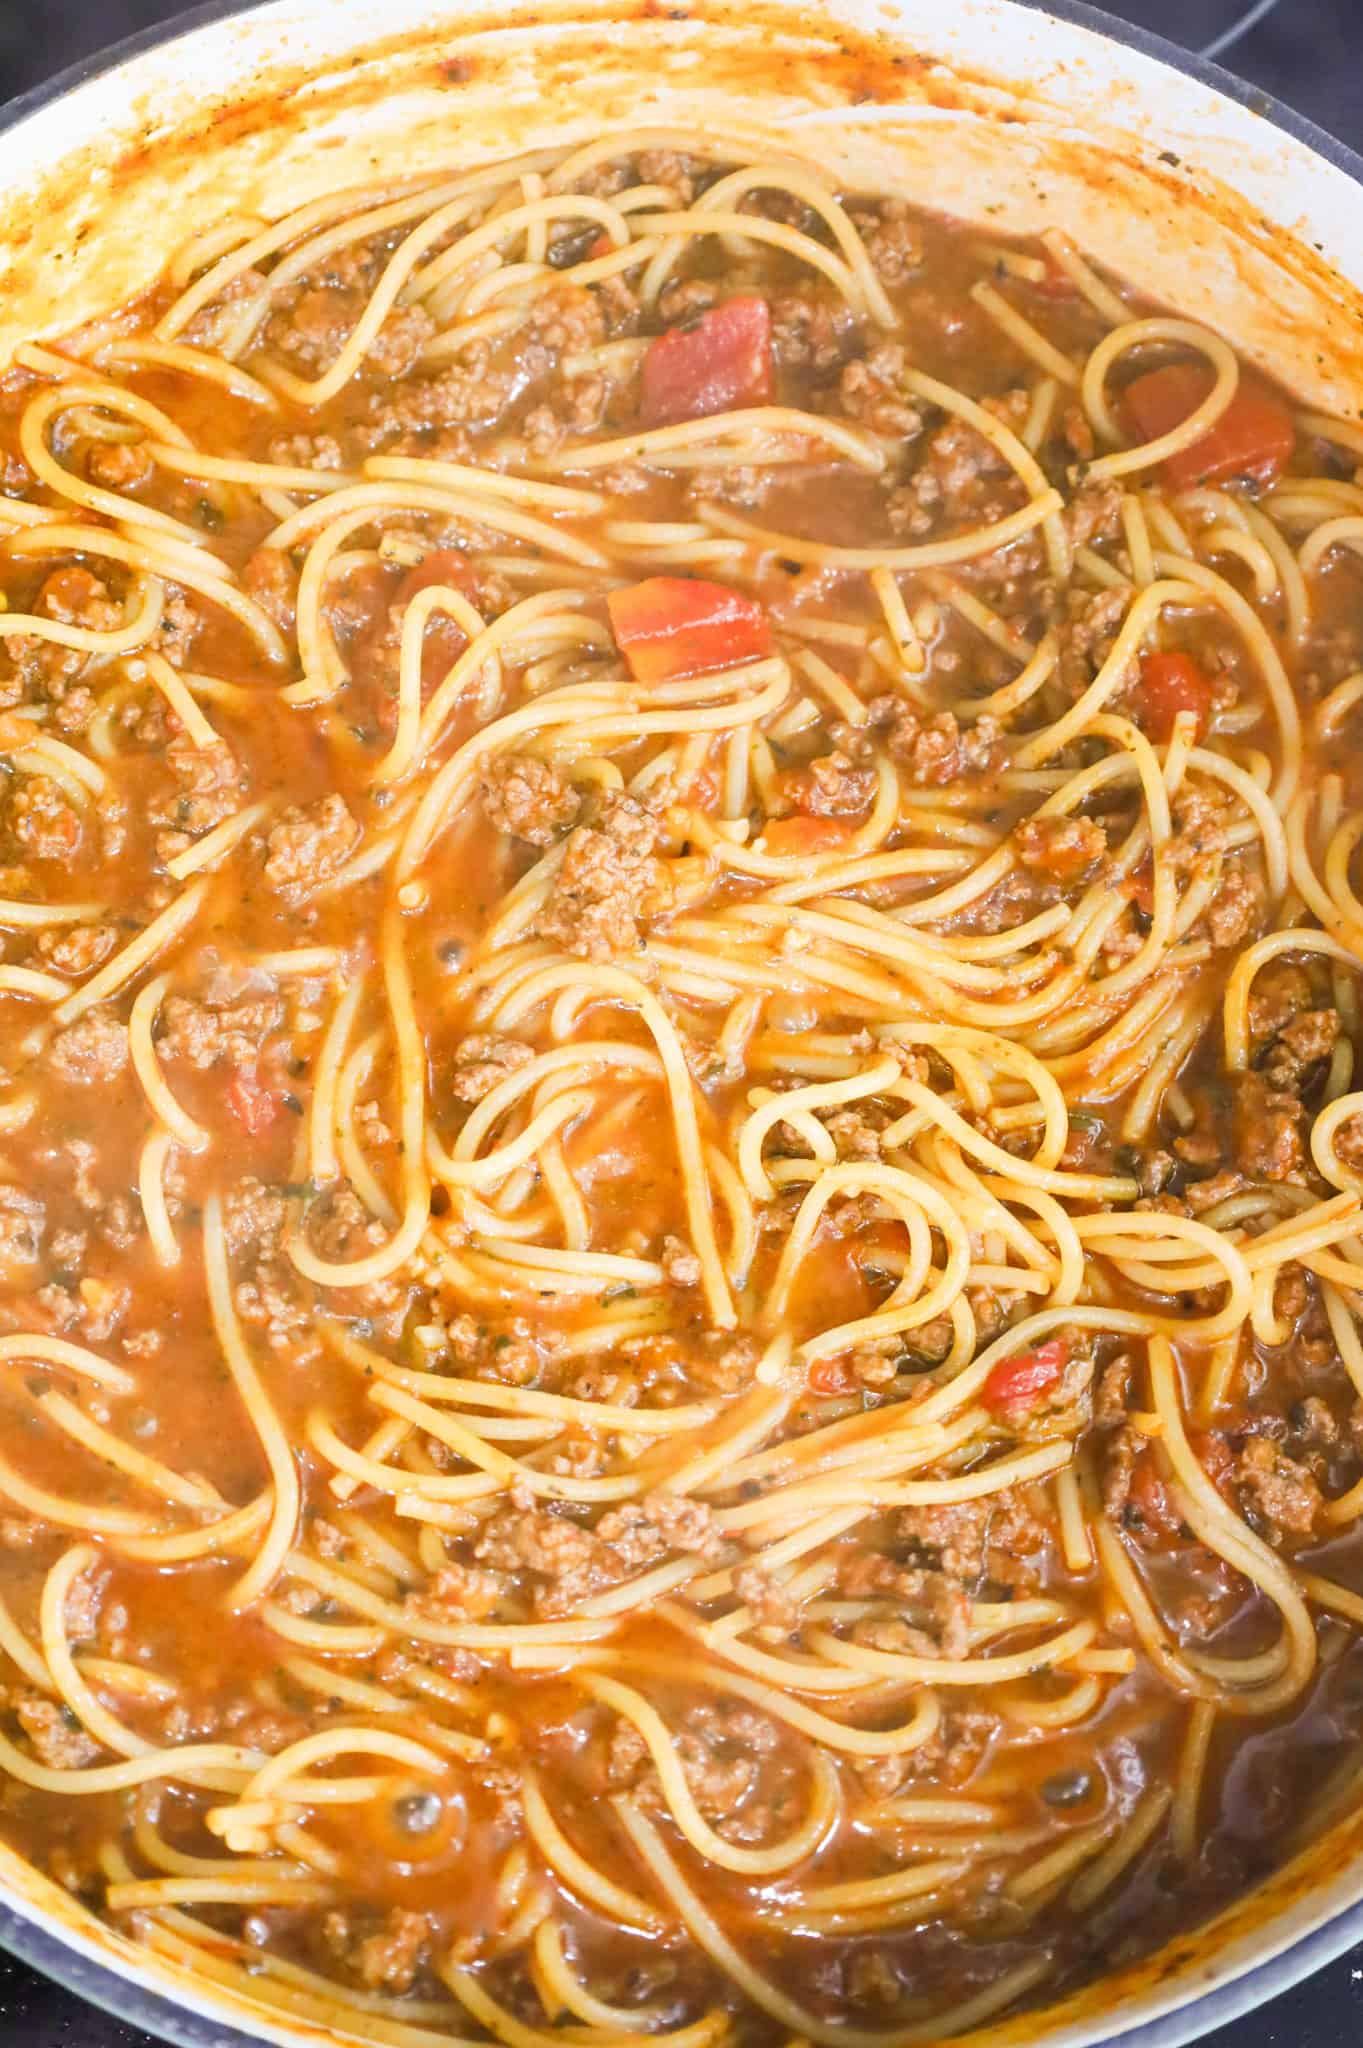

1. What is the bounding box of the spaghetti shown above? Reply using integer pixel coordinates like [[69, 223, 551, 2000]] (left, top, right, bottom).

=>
[[0, 132, 1361, 2047]]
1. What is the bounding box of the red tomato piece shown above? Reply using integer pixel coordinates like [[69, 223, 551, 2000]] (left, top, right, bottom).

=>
[[982, 1339, 1069, 1422], [1122, 363, 1295, 490], [639, 296, 773, 428], [607, 577, 772, 684], [761, 815, 860, 857], [1137, 650, 1213, 743], [227, 1071, 280, 1137]]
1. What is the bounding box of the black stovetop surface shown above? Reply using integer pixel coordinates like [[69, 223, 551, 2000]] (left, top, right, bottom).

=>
[[0, 0, 1360, 2042]]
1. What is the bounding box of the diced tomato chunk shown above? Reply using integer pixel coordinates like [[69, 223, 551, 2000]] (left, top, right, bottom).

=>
[[607, 577, 771, 684], [395, 549, 476, 607], [761, 815, 860, 857], [1122, 362, 1295, 490], [982, 1338, 1069, 1422], [1136, 650, 1213, 743], [640, 296, 773, 428], [226, 1071, 280, 1137]]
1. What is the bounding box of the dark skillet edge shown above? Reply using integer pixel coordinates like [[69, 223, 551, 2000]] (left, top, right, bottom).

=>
[[1053, 1891, 1363, 2048], [0, 0, 1358, 2043], [1018, 0, 1363, 191], [0, 1890, 266, 2047], [0, 0, 274, 146]]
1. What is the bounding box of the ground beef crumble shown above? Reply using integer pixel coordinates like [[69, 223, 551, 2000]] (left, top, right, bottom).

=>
[[538, 792, 668, 959], [481, 753, 581, 846], [7, 1693, 99, 1768], [9, 778, 82, 862], [48, 1009, 129, 1085], [1233, 1436, 1324, 1543], [474, 1504, 618, 1617], [321, 1909, 434, 1993], [894, 1492, 1051, 1594], [869, 700, 1004, 786], [33, 923, 118, 976], [783, 747, 876, 817], [849, 199, 925, 285], [158, 993, 284, 1070], [449, 1032, 534, 1103], [242, 548, 299, 634], [0, 1185, 43, 1265], [1015, 813, 1107, 882], [770, 290, 856, 372], [37, 567, 121, 633], [1232, 1073, 1306, 1183], [839, 345, 922, 440], [148, 738, 243, 863], [262, 794, 360, 898], [889, 390, 1029, 538]]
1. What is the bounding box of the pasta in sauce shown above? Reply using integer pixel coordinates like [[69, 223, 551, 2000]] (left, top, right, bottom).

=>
[[0, 133, 1361, 2042]]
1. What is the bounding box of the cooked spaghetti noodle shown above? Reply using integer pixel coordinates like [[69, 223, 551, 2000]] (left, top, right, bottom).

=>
[[0, 132, 1362, 2046]]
